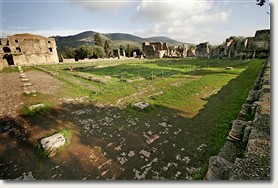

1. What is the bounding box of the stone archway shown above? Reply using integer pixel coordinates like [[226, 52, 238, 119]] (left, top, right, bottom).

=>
[[3, 54, 15, 65], [2, 47, 15, 65]]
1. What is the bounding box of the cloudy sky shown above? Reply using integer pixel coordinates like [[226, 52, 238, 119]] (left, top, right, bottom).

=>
[[1, 0, 271, 45]]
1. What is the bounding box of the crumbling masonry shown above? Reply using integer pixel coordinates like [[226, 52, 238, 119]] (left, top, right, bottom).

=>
[[205, 59, 270, 180], [0, 33, 59, 69], [142, 42, 169, 58], [142, 29, 270, 59]]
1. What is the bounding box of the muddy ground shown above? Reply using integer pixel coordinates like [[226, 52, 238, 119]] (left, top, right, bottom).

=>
[[0, 68, 229, 180]]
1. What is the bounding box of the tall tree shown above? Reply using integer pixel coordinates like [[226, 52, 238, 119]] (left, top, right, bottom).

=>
[[94, 32, 103, 47], [63, 46, 75, 58], [74, 45, 93, 60], [104, 39, 112, 57], [92, 46, 106, 59]]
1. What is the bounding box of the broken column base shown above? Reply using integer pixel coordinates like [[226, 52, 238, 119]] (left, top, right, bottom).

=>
[[134, 102, 150, 110], [40, 133, 66, 158]]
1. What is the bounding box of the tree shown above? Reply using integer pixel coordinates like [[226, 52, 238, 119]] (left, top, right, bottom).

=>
[[256, 0, 266, 6], [74, 45, 93, 60], [256, 0, 269, 15], [126, 44, 130, 57], [91, 46, 106, 59], [62, 46, 75, 58], [94, 32, 103, 47], [104, 39, 112, 57]]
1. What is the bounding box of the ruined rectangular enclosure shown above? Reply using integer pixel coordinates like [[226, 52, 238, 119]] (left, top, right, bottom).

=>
[[0, 33, 59, 68]]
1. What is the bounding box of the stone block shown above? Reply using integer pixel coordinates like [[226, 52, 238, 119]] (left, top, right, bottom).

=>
[[237, 103, 252, 120], [23, 90, 37, 96], [228, 120, 249, 141], [21, 78, 29, 82], [243, 125, 252, 143], [23, 83, 32, 87], [41, 133, 66, 151], [29, 103, 45, 111], [246, 90, 259, 103], [134, 102, 150, 110], [206, 156, 234, 180], [20, 73, 26, 78]]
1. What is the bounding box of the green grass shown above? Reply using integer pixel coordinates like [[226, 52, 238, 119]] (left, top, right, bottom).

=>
[[22, 102, 50, 116], [35, 58, 264, 110], [191, 59, 264, 179], [0, 66, 19, 73], [0, 65, 35, 73]]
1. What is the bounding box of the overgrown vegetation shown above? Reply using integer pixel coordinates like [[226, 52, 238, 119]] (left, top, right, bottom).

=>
[[22, 103, 50, 117]]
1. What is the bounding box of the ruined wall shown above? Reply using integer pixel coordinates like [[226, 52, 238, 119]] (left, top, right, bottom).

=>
[[205, 59, 270, 180], [168, 44, 188, 57], [195, 42, 211, 58], [0, 33, 59, 69], [223, 29, 270, 59], [187, 46, 196, 57], [195, 29, 270, 59], [142, 42, 168, 58], [141, 29, 269, 60], [113, 48, 126, 59], [244, 29, 270, 58]]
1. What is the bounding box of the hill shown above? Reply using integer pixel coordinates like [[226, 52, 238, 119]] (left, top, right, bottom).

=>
[[53, 31, 188, 53], [146, 36, 184, 46]]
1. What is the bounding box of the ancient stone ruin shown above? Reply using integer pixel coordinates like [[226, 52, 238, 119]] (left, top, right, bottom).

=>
[[142, 42, 169, 58], [168, 44, 188, 58], [0, 33, 59, 69], [142, 29, 270, 59], [113, 48, 126, 59], [205, 59, 270, 180], [41, 133, 66, 157], [205, 29, 270, 59], [195, 42, 211, 58]]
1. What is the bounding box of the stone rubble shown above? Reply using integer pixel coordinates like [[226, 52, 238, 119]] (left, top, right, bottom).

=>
[[15, 171, 35, 180]]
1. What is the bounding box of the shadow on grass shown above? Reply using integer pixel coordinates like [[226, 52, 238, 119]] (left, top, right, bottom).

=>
[[0, 59, 264, 180]]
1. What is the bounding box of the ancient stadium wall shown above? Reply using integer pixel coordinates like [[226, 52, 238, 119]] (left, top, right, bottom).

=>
[[205, 59, 270, 180]]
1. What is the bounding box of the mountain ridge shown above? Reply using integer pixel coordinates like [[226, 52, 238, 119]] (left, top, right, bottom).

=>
[[53, 30, 190, 53]]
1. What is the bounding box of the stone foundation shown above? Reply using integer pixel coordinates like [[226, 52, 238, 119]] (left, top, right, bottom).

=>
[[205, 59, 270, 180]]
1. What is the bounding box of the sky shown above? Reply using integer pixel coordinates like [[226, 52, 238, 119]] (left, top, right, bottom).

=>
[[0, 0, 271, 45]]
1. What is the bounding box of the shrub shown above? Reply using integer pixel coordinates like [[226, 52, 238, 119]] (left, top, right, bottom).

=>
[[91, 46, 106, 59]]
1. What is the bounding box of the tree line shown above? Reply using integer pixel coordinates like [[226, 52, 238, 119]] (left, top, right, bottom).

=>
[[59, 33, 141, 61]]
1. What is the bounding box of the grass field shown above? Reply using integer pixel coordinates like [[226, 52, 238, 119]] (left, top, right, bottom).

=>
[[1, 57, 265, 180], [36, 58, 263, 115]]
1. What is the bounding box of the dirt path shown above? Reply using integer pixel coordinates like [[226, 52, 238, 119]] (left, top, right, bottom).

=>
[[0, 72, 24, 118]]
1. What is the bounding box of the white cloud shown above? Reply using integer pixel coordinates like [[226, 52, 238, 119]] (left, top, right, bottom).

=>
[[66, 0, 131, 11], [135, 0, 213, 22], [133, 0, 232, 44]]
